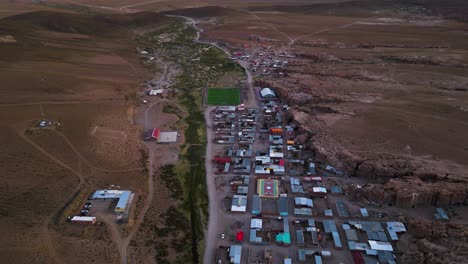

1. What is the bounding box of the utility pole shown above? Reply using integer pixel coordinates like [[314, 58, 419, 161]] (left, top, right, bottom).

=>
[[40, 104, 45, 121]]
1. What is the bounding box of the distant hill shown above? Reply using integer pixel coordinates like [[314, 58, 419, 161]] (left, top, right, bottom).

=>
[[247, 0, 468, 22], [1, 10, 168, 35], [162, 6, 244, 18]]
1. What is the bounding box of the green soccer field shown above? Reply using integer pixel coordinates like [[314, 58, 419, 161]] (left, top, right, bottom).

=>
[[207, 87, 241, 105]]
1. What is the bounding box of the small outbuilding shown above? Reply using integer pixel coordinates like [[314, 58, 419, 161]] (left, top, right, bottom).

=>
[[260, 87, 276, 98], [157, 131, 178, 143], [71, 216, 96, 224]]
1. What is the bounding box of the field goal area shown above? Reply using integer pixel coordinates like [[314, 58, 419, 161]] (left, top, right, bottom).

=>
[[207, 87, 240, 105]]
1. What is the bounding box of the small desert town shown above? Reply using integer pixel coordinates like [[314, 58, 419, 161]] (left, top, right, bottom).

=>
[[0, 1, 467, 264]]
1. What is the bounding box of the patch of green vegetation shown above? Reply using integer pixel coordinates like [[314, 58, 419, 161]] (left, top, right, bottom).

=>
[[139, 149, 149, 175], [159, 165, 183, 199], [138, 18, 242, 263], [162, 104, 176, 114], [207, 87, 240, 105], [33, 0, 90, 14]]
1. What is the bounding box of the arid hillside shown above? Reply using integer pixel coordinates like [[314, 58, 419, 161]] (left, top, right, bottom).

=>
[[0, 10, 167, 264]]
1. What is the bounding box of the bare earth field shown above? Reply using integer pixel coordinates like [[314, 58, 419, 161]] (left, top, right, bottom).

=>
[[0, 9, 169, 264]]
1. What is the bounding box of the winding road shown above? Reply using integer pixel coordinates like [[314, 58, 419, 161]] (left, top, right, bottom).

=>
[[166, 15, 258, 264]]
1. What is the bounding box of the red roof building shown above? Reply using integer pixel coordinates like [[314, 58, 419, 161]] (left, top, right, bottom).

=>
[[236, 231, 244, 241]]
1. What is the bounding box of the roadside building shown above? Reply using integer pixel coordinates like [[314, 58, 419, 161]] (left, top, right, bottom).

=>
[[368, 240, 393, 252], [298, 249, 315, 262], [251, 218, 263, 229], [250, 229, 263, 244], [386, 222, 406, 241], [278, 196, 289, 216], [435, 208, 449, 221], [91, 190, 133, 214], [323, 220, 342, 249], [260, 87, 276, 98], [360, 208, 369, 218], [144, 128, 159, 141], [315, 255, 323, 264], [296, 230, 305, 246], [115, 191, 132, 213], [275, 217, 291, 245], [295, 197, 313, 208], [229, 245, 242, 264], [252, 195, 261, 215], [71, 216, 96, 224], [231, 195, 247, 212], [312, 187, 327, 197], [157, 131, 178, 143], [294, 208, 312, 216], [148, 89, 163, 96], [336, 201, 349, 218]]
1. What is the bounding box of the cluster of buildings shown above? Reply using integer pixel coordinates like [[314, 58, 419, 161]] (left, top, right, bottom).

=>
[[211, 86, 410, 264], [69, 189, 134, 225], [144, 128, 179, 143]]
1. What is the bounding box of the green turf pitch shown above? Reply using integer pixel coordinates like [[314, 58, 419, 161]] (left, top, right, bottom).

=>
[[207, 87, 240, 105]]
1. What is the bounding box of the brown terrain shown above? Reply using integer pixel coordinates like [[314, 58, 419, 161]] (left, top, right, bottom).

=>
[[0, 7, 173, 264], [161, 1, 468, 263], [1, 0, 467, 263]]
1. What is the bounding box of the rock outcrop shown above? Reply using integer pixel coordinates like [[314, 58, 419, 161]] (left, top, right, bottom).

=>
[[398, 220, 468, 264]]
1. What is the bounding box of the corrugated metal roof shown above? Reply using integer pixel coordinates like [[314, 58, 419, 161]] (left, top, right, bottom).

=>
[[345, 229, 358, 241], [336, 201, 349, 217], [323, 220, 338, 233], [332, 231, 342, 248], [252, 195, 261, 215], [296, 230, 305, 246], [294, 208, 312, 216], [115, 191, 131, 212], [378, 250, 396, 264], [436, 208, 449, 220], [260, 87, 276, 98], [360, 208, 369, 217], [369, 240, 393, 252], [249, 229, 262, 243], [294, 197, 313, 207], [229, 245, 242, 264], [315, 255, 323, 264], [387, 222, 406, 241], [251, 219, 262, 229], [278, 197, 289, 216]]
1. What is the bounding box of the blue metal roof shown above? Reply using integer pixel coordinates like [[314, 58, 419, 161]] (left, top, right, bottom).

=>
[[115, 191, 131, 212], [315, 255, 323, 264], [332, 231, 342, 248], [252, 195, 261, 215], [360, 208, 369, 217], [330, 186, 343, 194], [278, 197, 288, 216], [296, 230, 305, 246], [436, 208, 449, 220], [323, 220, 338, 233], [336, 201, 349, 217]]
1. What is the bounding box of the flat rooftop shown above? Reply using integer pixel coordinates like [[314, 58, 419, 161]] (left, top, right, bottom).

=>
[[157, 131, 178, 143]]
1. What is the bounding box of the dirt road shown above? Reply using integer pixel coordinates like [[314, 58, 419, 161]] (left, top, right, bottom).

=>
[[167, 15, 259, 264]]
